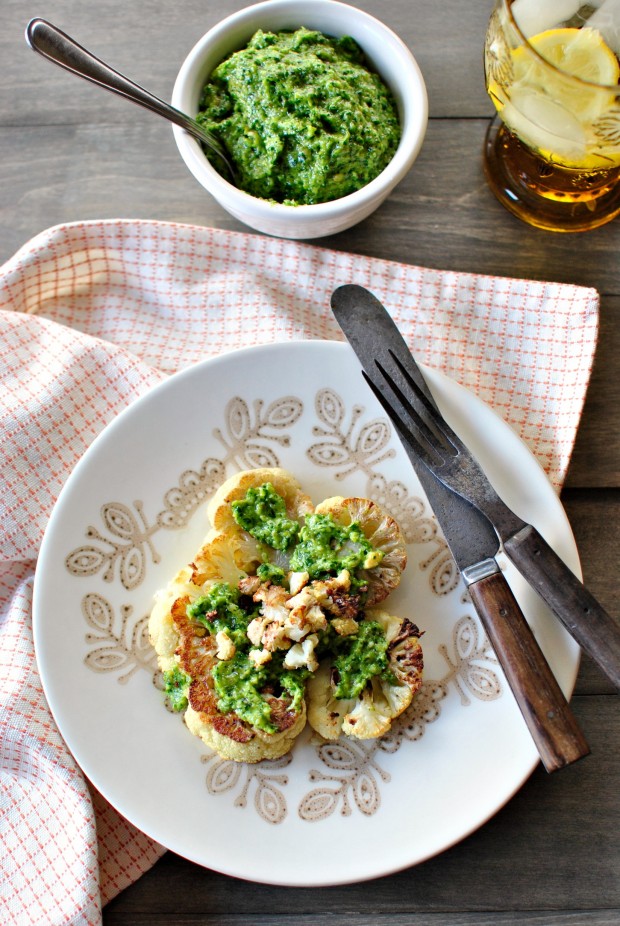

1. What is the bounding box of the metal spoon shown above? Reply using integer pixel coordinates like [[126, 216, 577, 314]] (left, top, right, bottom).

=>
[[25, 18, 235, 179]]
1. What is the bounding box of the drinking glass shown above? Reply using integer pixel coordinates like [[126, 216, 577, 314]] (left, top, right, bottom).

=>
[[483, 0, 620, 231]]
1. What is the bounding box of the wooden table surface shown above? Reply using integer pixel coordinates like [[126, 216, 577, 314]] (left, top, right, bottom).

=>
[[3, 0, 618, 923]]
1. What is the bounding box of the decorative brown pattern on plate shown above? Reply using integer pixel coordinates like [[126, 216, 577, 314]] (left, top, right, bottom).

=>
[[201, 753, 292, 825], [82, 592, 158, 683], [70, 387, 503, 825]]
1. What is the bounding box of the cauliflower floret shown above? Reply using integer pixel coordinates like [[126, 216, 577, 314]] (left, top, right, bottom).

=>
[[309, 571, 362, 624], [247, 615, 267, 647], [248, 648, 272, 667], [249, 577, 332, 650], [306, 611, 423, 741], [311, 569, 352, 603], [306, 663, 354, 740], [254, 583, 291, 626], [286, 584, 319, 612], [247, 613, 293, 652], [331, 617, 359, 636], [283, 633, 320, 672], [288, 570, 310, 595], [342, 676, 410, 738], [253, 581, 288, 605], [286, 573, 356, 639], [192, 532, 260, 587], [238, 574, 262, 597], [215, 630, 236, 661], [284, 602, 328, 641], [247, 581, 294, 651], [262, 619, 294, 652]]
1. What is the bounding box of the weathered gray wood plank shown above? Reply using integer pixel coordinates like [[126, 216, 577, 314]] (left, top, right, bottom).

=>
[[565, 303, 620, 488], [2, 120, 620, 295], [562, 490, 620, 626], [1, 0, 492, 127], [104, 913, 620, 926]]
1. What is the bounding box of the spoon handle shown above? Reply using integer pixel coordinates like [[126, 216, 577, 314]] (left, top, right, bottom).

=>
[[25, 18, 232, 172]]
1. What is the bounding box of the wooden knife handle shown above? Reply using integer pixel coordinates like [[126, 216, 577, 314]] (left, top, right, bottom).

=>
[[504, 524, 620, 690], [468, 570, 590, 773]]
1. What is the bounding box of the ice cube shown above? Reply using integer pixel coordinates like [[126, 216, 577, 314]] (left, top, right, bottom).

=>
[[588, 0, 620, 55], [511, 0, 580, 37], [503, 86, 587, 161]]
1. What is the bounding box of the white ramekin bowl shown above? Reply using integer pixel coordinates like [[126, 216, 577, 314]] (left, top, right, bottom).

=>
[[172, 0, 428, 239]]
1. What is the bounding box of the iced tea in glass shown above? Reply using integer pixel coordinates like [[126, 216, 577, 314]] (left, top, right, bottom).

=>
[[483, 0, 620, 231]]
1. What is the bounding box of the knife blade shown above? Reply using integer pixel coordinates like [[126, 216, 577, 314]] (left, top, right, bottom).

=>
[[332, 284, 590, 772], [331, 283, 620, 694]]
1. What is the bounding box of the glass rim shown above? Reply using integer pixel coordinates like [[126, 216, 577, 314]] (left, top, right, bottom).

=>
[[502, 0, 620, 91]]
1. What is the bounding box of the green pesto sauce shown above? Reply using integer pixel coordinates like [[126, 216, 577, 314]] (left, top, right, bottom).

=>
[[332, 620, 395, 700], [232, 483, 384, 589], [212, 652, 276, 732], [256, 561, 287, 585], [186, 579, 308, 732], [163, 665, 191, 712], [181, 485, 392, 731], [289, 512, 382, 589], [187, 581, 255, 649], [196, 27, 401, 205], [212, 650, 308, 733], [231, 482, 299, 551]]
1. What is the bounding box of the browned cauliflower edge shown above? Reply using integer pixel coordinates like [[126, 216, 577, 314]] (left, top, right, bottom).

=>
[[148, 467, 423, 763]]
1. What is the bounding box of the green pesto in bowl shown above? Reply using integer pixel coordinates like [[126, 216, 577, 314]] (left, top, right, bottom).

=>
[[195, 27, 401, 205]]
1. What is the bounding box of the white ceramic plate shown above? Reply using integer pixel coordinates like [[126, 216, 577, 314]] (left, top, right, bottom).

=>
[[33, 341, 581, 886]]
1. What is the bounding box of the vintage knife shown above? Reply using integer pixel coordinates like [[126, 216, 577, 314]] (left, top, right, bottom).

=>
[[331, 284, 592, 772], [332, 283, 620, 689]]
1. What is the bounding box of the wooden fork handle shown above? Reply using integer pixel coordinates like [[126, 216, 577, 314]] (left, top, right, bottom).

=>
[[468, 570, 590, 772], [503, 524, 620, 690]]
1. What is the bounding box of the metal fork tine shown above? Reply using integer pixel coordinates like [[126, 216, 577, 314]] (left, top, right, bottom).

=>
[[361, 371, 443, 466], [387, 350, 468, 456], [375, 358, 451, 459]]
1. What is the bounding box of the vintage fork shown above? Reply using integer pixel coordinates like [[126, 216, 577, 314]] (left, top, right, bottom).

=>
[[365, 347, 620, 689], [365, 350, 526, 539]]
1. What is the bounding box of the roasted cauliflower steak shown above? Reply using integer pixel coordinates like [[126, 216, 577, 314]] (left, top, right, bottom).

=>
[[207, 467, 313, 535], [314, 495, 407, 606], [306, 610, 424, 740], [149, 467, 423, 763]]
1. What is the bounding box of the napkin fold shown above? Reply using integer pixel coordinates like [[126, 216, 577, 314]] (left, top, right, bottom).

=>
[[0, 219, 599, 925]]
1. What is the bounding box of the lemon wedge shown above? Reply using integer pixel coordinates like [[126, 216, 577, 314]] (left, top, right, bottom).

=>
[[520, 27, 620, 88], [500, 27, 620, 167]]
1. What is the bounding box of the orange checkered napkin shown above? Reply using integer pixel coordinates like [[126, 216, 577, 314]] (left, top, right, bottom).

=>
[[0, 220, 599, 923]]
